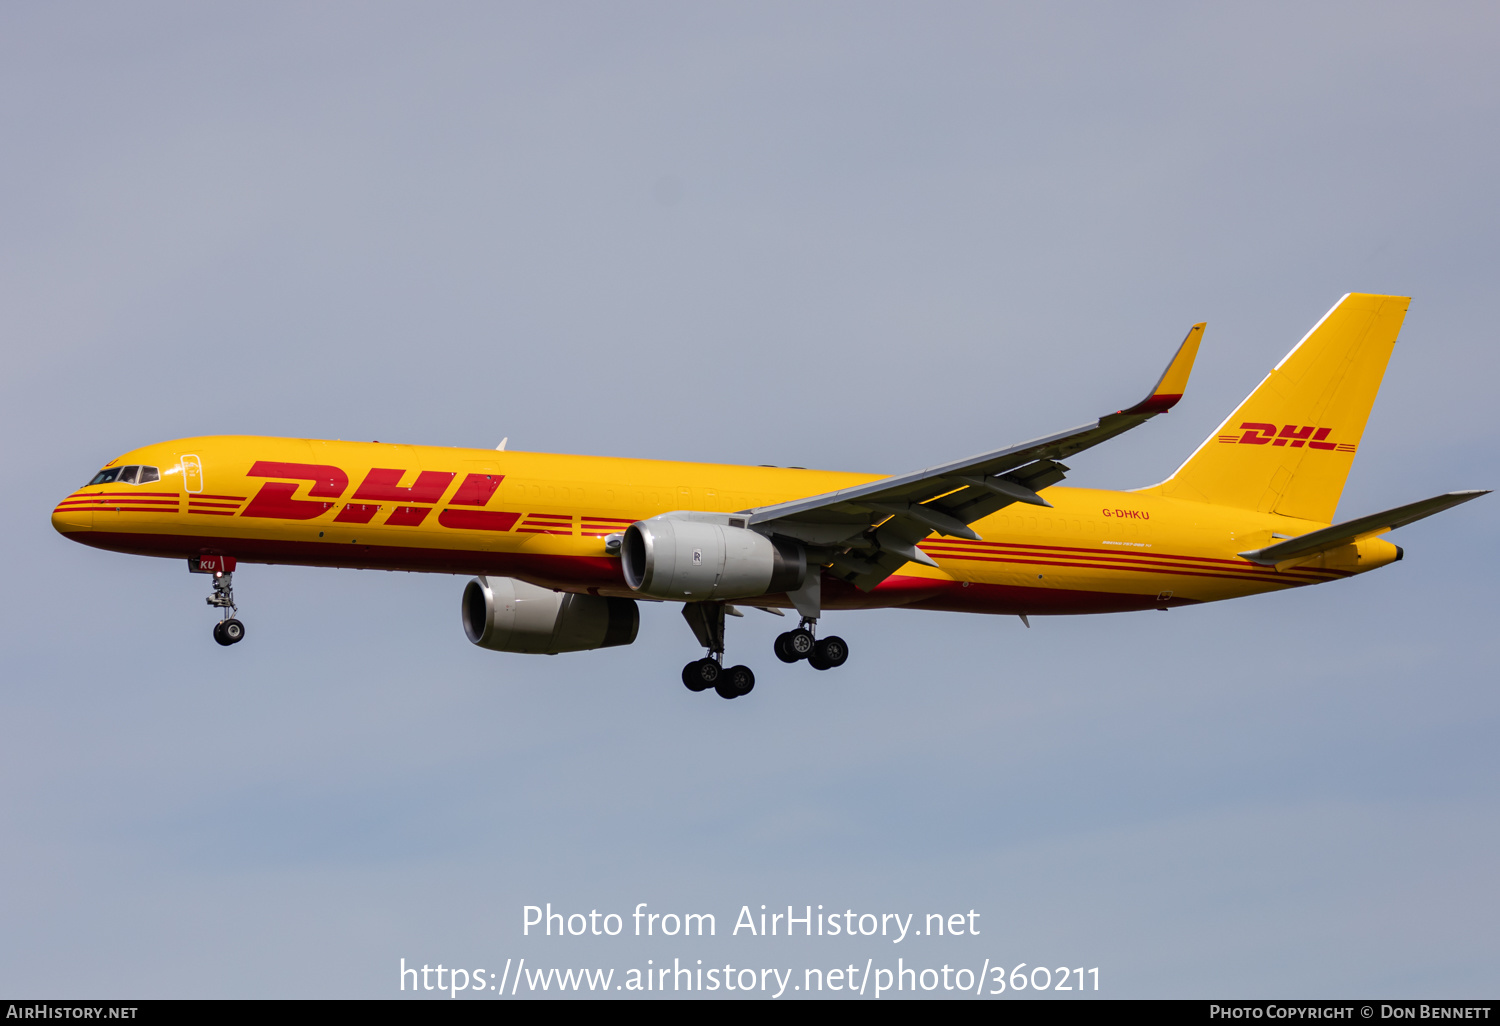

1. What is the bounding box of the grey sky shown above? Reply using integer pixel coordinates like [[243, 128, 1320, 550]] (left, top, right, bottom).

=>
[[2, 2, 1496, 998]]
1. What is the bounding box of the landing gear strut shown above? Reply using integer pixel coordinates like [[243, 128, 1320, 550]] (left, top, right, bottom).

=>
[[775, 618, 848, 671], [192, 556, 245, 647], [680, 602, 754, 699]]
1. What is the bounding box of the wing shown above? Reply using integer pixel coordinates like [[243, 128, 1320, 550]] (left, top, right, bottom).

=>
[[746, 323, 1206, 591]]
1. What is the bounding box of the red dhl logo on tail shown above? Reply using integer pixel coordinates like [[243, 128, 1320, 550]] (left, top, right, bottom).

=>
[[1216, 424, 1357, 452], [239, 462, 528, 532]]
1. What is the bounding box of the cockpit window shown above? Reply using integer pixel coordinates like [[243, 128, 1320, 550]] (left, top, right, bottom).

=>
[[86, 465, 160, 487]]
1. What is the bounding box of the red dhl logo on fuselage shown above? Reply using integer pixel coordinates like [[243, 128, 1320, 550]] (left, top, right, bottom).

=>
[[1216, 423, 1357, 452], [235, 462, 540, 533]]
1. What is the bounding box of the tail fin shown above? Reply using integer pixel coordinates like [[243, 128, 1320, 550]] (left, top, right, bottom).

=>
[[1155, 293, 1410, 522]]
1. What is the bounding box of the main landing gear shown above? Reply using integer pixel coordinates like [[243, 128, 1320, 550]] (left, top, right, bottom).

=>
[[774, 619, 848, 671], [680, 603, 755, 700], [681, 657, 755, 700], [192, 556, 246, 647], [678, 603, 850, 699]]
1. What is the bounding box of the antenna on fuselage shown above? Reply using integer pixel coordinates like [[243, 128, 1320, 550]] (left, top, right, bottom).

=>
[[496, 437, 508, 451]]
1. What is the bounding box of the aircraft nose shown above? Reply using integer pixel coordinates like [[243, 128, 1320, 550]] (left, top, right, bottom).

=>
[[51, 493, 93, 534]]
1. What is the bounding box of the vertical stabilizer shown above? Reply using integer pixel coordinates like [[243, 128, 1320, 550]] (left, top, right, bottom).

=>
[[1153, 293, 1409, 523]]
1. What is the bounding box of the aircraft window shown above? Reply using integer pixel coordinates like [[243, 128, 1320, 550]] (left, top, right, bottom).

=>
[[85, 465, 160, 486]]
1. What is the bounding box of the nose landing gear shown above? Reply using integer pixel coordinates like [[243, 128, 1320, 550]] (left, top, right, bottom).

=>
[[192, 556, 245, 647]]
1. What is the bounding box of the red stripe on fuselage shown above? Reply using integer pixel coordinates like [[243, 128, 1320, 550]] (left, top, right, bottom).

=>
[[924, 538, 1284, 568], [57, 499, 179, 508], [921, 544, 1346, 581], [69, 491, 182, 498], [921, 540, 1349, 579], [921, 550, 1316, 586]]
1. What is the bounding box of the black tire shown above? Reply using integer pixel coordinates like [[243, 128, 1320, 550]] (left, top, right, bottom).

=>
[[786, 628, 815, 659], [212, 622, 231, 647], [807, 640, 834, 670], [221, 618, 245, 644], [716, 663, 753, 699], [818, 635, 848, 668], [727, 664, 755, 696], [773, 633, 798, 663], [682, 658, 718, 692]]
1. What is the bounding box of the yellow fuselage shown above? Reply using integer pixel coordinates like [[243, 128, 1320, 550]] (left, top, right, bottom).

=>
[[51, 435, 1399, 615]]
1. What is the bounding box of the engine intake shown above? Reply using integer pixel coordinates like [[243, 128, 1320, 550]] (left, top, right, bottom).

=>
[[620, 514, 805, 601], [462, 576, 638, 654]]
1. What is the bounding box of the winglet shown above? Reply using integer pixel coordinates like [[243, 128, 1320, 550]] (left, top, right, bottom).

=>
[[1117, 322, 1205, 416]]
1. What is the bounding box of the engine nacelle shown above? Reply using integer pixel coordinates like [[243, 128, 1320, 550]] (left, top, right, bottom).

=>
[[620, 513, 805, 601], [462, 576, 639, 654]]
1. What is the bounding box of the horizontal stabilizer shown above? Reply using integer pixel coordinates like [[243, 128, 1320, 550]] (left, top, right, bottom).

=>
[[1238, 490, 1490, 565]]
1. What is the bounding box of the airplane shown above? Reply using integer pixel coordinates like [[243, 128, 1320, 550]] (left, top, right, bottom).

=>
[[51, 293, 1487, 700]]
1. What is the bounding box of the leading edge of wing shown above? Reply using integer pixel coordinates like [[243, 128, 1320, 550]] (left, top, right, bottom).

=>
[[742, 420, 1099, 525], [744, 322, 1206, 526]]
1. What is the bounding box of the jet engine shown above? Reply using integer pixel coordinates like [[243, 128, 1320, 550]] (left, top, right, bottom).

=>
[[621, 513, 805, 601], [462, 576, 639, 654]]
